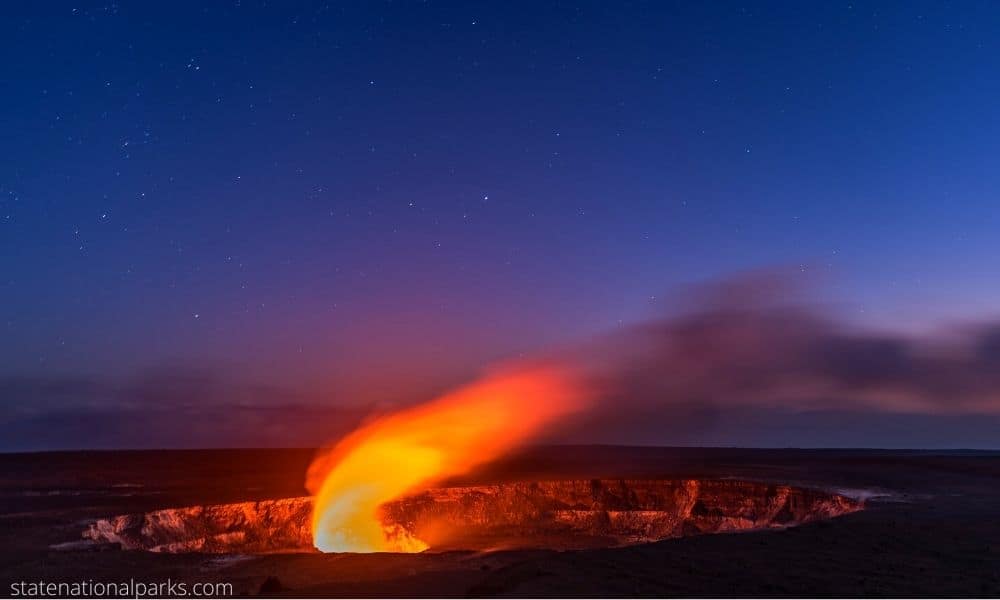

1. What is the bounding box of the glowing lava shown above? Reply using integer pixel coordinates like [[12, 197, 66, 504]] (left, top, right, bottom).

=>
[[306, 365, 587, 553]]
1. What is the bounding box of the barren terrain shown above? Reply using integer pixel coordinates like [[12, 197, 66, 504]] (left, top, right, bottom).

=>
[[1, 446, 999, 597]]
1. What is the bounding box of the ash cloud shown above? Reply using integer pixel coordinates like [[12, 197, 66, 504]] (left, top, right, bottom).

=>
[[552, 271, 1000, 445], [4, 271, 1000, 451]]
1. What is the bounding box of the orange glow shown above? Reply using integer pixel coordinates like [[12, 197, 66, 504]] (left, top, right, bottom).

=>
[[306, 365, 587, 553]]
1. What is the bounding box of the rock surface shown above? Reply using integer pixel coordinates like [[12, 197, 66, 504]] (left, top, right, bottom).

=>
[[83, 497, 314, 553], [81, 479, 862, 553], [380, 479, 863, 549]]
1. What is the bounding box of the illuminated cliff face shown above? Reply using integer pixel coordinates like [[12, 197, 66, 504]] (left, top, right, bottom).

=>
[[378, 479, 863, 549], [82, 497, 315, 554], [81, 479, 863, 553]]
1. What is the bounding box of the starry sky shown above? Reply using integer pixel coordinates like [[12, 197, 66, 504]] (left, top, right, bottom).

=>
[[3, 1, 1000, 450]]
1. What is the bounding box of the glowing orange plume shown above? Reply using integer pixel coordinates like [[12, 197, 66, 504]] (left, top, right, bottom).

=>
[[306, 364, 586, 553]]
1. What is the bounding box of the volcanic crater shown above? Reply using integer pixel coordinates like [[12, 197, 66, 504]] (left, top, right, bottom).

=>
[[79, 479, 862, 554]]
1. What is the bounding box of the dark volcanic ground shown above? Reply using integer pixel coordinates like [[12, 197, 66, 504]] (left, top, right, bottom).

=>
[[1, 447, 999, 597]]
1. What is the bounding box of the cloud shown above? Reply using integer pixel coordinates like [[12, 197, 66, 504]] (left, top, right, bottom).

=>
[[5, 271, 1000, 451], [0, 367, 369, 451], [546, 270, 1000, 446]]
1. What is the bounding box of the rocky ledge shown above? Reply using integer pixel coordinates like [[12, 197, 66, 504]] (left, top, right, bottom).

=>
[[78, 479, 863, 553]]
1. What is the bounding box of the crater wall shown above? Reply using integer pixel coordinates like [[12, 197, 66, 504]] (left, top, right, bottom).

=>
[[80, 479, 863, 553]]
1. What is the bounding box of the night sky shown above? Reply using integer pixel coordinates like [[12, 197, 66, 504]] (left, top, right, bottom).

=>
[[3, 2, 1000, 450]]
